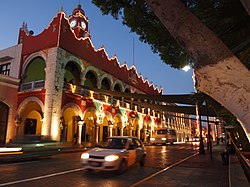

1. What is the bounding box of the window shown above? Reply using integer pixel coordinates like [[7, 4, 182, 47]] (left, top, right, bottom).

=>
[[0, 63, 10, 76]]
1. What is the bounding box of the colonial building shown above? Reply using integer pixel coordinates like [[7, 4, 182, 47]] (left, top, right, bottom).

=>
[[0, 5, 191, 145]]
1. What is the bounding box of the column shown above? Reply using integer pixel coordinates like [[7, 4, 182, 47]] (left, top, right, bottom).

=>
[[143, 128, 147, 143], [129, 126, 133, 136], [137, 128, 140, 139], [109, 124, 113, 137], [95, 124, 100, 143], [77, 121, 84, 147]]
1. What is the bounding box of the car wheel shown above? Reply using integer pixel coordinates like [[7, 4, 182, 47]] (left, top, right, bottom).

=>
[[118, 159, 127, 173], [140, 155, 146, 167]]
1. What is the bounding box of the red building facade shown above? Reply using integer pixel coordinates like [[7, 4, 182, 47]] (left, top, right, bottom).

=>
[[0, 5, 191, 145]]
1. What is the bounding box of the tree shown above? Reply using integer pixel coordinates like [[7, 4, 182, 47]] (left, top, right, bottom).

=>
[[92, 0, 250, 142], [92, 0, 249, 69]]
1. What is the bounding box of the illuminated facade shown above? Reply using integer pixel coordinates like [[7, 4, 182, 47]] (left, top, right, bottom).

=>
[[0, 5, 191, 145]]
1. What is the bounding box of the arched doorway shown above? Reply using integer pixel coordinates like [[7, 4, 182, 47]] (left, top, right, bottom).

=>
[[24, 110, 43, 135], [101, 117, 109, 141], [83, 110, 95, 143], [62, 108, 78, 143], [18, 101, 43, 137], [0, 102, 8, 144], [113, 115, 122, 136]]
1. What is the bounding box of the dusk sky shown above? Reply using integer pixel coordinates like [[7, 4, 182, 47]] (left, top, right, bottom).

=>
[[0, 0, 195, 94]]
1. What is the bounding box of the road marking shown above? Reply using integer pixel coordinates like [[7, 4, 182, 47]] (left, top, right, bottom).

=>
[[0, 168, 85, 186], [129, 152, 199, 187]]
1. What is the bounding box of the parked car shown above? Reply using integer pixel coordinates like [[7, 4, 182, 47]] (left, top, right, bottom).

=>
[[80, 136, 146, 173], [150, 128, 177, 145]]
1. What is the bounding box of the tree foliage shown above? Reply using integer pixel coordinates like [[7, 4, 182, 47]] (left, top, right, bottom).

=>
[[92, 0, 250, 69]]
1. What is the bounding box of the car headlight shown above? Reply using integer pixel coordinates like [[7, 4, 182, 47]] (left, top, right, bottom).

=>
[[81, 152, 89, 159], [150, 138, 155, 141], [161, 137, 166, 141], [104, 155, 119, 162]]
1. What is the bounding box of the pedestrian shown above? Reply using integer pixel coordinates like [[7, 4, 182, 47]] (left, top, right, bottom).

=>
[[221, 146, 229, 165], [221, 132, 235, 165]]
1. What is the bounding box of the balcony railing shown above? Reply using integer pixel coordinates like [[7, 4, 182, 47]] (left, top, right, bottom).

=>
[[20, 80, 45, 91]]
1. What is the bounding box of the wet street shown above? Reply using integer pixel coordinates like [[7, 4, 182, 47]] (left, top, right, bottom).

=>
[[0, 143, 197, 187]]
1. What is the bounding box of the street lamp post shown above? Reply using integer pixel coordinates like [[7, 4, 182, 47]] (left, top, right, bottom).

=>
[[215, 119, 220, 145], [196, 102, 205, 155]]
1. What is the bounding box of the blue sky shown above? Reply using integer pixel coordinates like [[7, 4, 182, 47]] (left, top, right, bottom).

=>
[[0, 0, 194, 94]]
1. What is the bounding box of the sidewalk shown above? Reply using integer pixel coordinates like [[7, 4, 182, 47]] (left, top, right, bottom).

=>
[[136, 144, 249, 187]]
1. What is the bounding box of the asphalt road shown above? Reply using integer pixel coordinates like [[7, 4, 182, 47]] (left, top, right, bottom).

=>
[[0, 144, 197, 187]]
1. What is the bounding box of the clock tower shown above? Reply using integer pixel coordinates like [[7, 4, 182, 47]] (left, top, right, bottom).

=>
[[68, 4, 91, 38]]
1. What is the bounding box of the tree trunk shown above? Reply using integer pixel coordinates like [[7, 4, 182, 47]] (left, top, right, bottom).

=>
[[146, 0, 250, 142], [240, 0, 250, 15]]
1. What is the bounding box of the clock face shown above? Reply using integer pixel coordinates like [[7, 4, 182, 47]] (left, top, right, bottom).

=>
[[81, 21, 86, 30], [70, 19, 77, 28]]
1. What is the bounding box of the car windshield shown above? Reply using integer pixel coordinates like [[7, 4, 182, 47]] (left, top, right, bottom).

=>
[[157, 130, 167, 134], [105, 138, 128, 149]]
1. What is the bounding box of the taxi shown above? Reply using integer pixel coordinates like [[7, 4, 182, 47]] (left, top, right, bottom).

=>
[[80, 136, 146, 173]]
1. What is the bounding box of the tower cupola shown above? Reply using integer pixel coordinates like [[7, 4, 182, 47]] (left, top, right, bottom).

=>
[[68, 4, 90, 38]]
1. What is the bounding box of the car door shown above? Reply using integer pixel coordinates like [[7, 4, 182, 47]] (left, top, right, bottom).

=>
[[134, 139, 144, 162], [127, 140, 136, 166]]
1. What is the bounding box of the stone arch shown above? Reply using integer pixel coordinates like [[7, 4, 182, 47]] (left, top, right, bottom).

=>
[[101, 111, 112, 139], [22, 52, 47, 77], [113, 113, 123, 136], [100, 74, 113, 84], [124, 86, 131, 93], [84, 67, 99, 88], [61, 102, 82, 142], [112, 80, 124, 92], [100, 74, 113, 90], [16, 97, 44, 136], [64, 61, 82, 85], [64, 55, 84, 70], [82, 107, 96, 142], [61, 102, 82, 116], [17, 97, 44, 116], [21, 57, 46, 90]]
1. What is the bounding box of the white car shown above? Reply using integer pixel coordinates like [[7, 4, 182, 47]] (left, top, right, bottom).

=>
[[81, 136, 146, 173]]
